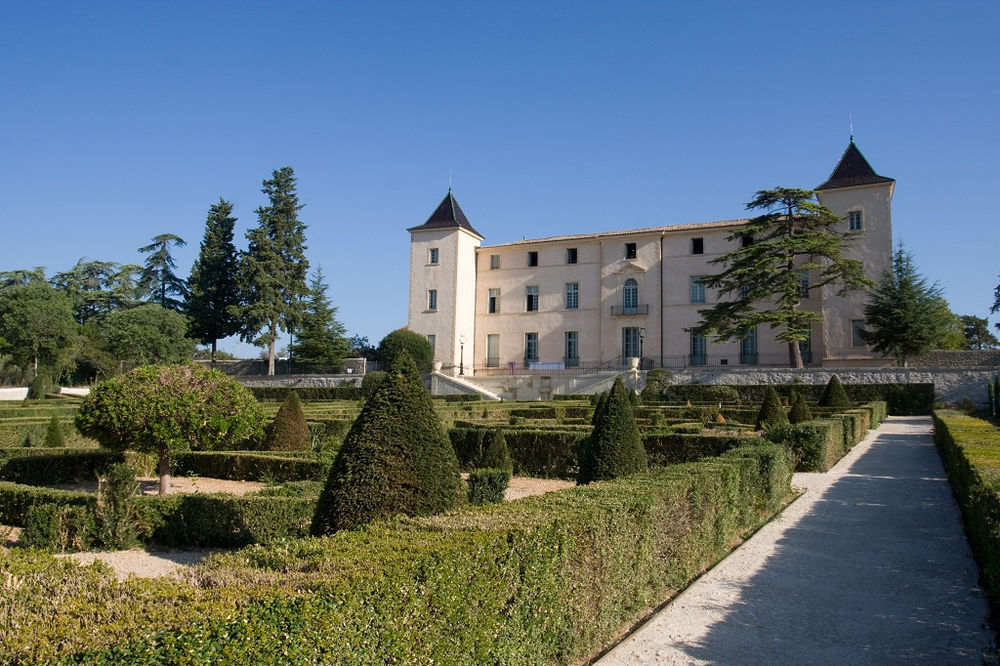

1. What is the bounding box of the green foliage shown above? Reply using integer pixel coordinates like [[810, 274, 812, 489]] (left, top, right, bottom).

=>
[[578, 376, 647, 484], [311, 353, 463, 535], [642, 432, 762, 466], [0, 450, 139, 485], [288, 267, 350, 369], [44, 414, 66, 447], [265, 391, 310, 451], [50, 259, 144, 323], [27, 372, 51, 399], [138, 233, 188, 310], [640, 368, 672, 401], [691, 187, 872, 368], [22, 503, 95, 551], [754, 387, 788, 430], [768, 420, 847, 472], [171, 451, 330, 482], [92, 463, 141, 549], [250, 385, 363, 401], [788, 391, 813, 424], [479, 430, 512, 471], [860, 245, 954, 366], [238, 166, 310, 375], [658, 384, 742, 405], [0, 481, 95, 526], [0, 281, 77, 380], [376, 329, 434, 373], [0, 443, 792, 663], [960, 315, 999, 350], [933, 411, 1000, 618], [360, 370, 388, 398], [818, 374, 852, 409], [466, 468, 510, 505], [102, 303, 196, 369], [185, 198, 242, 361]]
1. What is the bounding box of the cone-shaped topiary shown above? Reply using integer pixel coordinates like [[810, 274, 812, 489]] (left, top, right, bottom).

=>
[[755, 387, 789, 430], [479, 429, 512, 472], [577, 376, 647, 485], [265, 390, 310, 451], [44, 415, 66, 448], [818, 374, 852, 409], [311, 352, 463, 535], [788, 390, 813, 424], [591, 391, 608, 426]]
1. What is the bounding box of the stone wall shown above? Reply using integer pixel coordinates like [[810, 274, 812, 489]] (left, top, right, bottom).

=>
[[909, 350, 1000, 368]]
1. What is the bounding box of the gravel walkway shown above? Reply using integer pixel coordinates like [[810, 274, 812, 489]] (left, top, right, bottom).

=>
[[600, 416, 995, 664]]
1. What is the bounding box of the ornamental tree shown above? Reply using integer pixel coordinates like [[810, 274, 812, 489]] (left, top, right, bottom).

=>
[[288, 267, 350, 369], [376, 329, 433, 373], [75, 364, 264, 494], [691, 187, 872, 368], [138, 233, 188, 310], [102, 303, 196, 371], [577, 376, 647, 484]]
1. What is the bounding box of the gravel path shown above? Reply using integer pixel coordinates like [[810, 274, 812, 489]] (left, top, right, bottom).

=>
[[599, 416, 996, 665]]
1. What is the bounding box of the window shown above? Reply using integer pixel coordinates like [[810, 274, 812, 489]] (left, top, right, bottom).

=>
[[797, 270, 809, 299], [799, 331, 812, 363], [566, 247, 578, 264], [528, 251, 538, 267], [524, 332, 538, 365], [427, 334, 436, 353], [690, 276, 706, 304], [692, 237, 704, 254], [623, 278, 638, 314], [690, 333, 706, 366], [852, 319, 867, 347], [565, 282, 579, 309], [427, 289, 437, 311], [428, 248, 439, 265], [625, 242, 637, 259], [489, 254, 500, 270], [526, 285, 539, 312], [622, 327, 640, 360], [565, 331, 579, 367], [848, 211, 863, 231], [740, 328, 757, 365], [486, 334, 500, 367], [488, 288, 500, 314]]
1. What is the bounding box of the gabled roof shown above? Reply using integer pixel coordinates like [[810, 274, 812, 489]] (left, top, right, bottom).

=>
[[407, 189, 483, 239], [816, 139, 894, 191]]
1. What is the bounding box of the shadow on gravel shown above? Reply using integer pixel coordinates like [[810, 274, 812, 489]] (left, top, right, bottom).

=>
[[679, 417, 994, 665]]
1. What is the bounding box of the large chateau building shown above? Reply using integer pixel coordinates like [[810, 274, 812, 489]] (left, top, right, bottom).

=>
[[407, 140, 894, 376]]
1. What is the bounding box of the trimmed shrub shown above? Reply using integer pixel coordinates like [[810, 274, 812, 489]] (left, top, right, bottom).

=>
[[643, 433, 761, 466], [376, 329, 434, 373], [818, 374, 852, 409], [265, 391, 310, 451], [92, 463, 142, 550], [467, 468, 511, 505], [172, 451, 330, 482], [788, 391, 813, 424], [640, 368, 672, 402], [0, 482, 95, 526], [27, 373, 51, 400], [250, 386, 363, 401], [22, 503, 95, 551], [361, 370, 388, 398], [754, 388, 788, 431], [479, 430, 512, 472], [311, 353, 463, 535], [578, 377, 647, 484], [44, 415, 66, 448]]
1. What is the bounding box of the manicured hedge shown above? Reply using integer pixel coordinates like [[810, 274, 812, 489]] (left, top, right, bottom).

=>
[[767, 419, 848, 472], [933, 411, 1000, 620], [0, 450, 151, 484], [654, 383, 931, 415], [642, 433, 763, 466], [172, 451, 331, 482], [0, 481, 95, 525], [0, 442, 792, 663], [431, 394, 482, 402], [250, 386, 363, 401]]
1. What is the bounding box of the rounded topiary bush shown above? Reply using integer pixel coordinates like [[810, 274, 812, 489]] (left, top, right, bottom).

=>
[[818, 374, 852, 409], [376, 330, 433, 374], [577, 376, 647, 485], [479, 430, 511, 472], [788, 391, 813, 424], [311, 352, 463, 535], [265, 390, 310, 451], [755, 387, 789, 430], [640, 368, 671, 402]]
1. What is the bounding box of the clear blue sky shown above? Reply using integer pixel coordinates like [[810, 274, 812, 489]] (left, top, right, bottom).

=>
[[2, 1, 998, 355]]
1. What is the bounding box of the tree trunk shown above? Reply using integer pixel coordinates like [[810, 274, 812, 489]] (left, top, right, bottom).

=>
[[268, 337, 276, 376], [158, 446, 171, 495], [788, 341, 804, 369], [210, 339, 217, 365]]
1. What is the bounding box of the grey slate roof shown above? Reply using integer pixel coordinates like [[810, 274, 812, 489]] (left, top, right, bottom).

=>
[[816, 140, 894, 191], [407, 189, 483, 238]]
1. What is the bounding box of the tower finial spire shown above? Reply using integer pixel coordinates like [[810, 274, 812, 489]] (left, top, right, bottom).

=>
[[449, 169, 453, 193], [849, 114, 855, 143]]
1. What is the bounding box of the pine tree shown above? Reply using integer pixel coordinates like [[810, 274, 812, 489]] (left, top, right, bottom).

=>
[[788, 390, 813, 424], [238, 167, 310, 376], [860, 245, 953, 367], [138, 233, 188, 310], [755, 387, 789, 430], [818, 374, 852, 409], [265, 390, 310, 451], [185, 198, 241, 363], [691, 187, 872, 368], [578, 376, 647, 484], [289, 267, 350, 369], [311, 353, 462, 535]]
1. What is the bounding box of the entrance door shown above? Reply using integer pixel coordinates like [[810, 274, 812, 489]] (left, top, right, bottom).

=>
[[622, 327, 640, 361]]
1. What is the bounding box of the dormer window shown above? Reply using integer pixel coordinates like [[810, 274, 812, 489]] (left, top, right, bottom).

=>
[[848, 211, 863, 231]]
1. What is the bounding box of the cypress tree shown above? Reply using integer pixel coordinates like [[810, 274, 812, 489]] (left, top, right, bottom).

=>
[[266, 390, 310, 451], [788, 390, 813, 424], [577, 376, 647, 485], [819, 374, 852, 409], [185, 198, 241, 363], [311, 352, 462, 535], [755, 387, 789, 430]]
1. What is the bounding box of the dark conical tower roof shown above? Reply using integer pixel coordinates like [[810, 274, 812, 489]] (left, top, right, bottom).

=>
[[816, 140, 894, 191], [407, 189, 483, 238]]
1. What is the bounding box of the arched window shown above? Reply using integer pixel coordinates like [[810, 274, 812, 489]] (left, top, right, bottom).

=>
[[623, 278, 638, 314]]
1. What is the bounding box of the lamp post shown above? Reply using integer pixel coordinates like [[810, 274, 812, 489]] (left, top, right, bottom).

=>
[[639, 327, 646, 369], [459, 334, 466, 376]]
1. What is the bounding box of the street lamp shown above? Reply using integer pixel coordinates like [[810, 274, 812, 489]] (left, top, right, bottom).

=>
[[639, 327, 646, 368], [459, 334, 466, 376]]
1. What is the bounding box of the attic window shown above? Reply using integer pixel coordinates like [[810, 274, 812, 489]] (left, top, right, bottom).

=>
[[692, 238, 704, 254], [625, 243, 637, 259], [566, 248, 578, 264], [528, 251, 538, 267]]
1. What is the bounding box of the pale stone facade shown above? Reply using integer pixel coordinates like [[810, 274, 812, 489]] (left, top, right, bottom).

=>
[[408, 141, 895, 375]]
